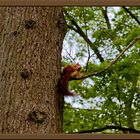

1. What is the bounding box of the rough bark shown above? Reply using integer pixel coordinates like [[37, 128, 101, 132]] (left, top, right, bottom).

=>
[[0, 7, 67, 134]]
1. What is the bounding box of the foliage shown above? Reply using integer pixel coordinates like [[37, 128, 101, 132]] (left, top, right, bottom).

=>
[[62, 6, 140, 134]]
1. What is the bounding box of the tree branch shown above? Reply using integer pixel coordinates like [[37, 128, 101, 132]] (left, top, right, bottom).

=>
[[101, 7, 111, 29], [122, 6, 140, 25], [100, 7, 124, 53], [75, 37, 140, 80], [83, 8, 91, 72], [64, 9, 104, 63], [75, 125, 140, 133]]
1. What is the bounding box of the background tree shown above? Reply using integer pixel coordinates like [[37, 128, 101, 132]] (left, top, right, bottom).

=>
[[0, 7, 67, 134], [62, 7, 140, 134]]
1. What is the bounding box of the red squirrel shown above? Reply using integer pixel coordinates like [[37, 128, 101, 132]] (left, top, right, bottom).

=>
[[59, 64, 81, 96]]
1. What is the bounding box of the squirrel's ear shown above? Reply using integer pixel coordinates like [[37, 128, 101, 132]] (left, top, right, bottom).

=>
[[73, 63, 81, 70]]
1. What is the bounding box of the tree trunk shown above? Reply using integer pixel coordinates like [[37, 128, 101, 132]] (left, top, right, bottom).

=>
[[0, 7, 67, 134]]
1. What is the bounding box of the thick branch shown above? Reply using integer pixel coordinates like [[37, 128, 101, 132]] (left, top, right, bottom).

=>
[[76, 37, 140, 80], [64, 9, 104, 63], [100, 7, 124, 53], [76, 125, 140, 133], [122, 6, 140, 25], [101, 7, 111, 29]]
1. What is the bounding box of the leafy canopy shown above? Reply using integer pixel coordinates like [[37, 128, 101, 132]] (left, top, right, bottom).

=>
[[62, 7, 140, 134]]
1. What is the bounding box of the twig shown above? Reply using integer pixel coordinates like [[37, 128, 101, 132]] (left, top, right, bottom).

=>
[[122, 6, 140, 25], [83, 8, 91, 72], [65, 48, 76, 63]]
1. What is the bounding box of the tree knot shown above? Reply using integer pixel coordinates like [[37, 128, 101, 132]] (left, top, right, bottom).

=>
[[28, 110, 47, 123]]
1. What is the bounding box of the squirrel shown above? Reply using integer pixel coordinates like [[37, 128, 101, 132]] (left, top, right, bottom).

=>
[[58, 64, 81, 96]]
